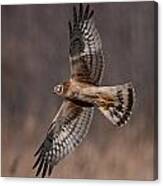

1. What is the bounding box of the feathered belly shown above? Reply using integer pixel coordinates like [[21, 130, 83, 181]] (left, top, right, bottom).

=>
[[67, 97, 94, 107]]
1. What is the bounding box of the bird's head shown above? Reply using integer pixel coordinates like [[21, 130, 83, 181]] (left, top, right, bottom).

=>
[[53, 84, 64, 96]]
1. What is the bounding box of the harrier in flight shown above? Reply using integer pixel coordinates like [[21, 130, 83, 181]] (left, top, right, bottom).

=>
[[33, 4, 135, 177]]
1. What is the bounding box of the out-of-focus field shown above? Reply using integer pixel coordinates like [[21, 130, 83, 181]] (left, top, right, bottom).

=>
[[1, 2, 157, 179]]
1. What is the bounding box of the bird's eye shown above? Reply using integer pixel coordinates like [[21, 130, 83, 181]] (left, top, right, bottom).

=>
[[56, 85, 63, 94]]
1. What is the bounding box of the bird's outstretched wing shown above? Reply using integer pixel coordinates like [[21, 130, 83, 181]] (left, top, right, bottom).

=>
[[33, 101, 94, 177], [69, 4, 104, 85]]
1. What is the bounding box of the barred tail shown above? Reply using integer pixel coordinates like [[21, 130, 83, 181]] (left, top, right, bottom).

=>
[[98, 82, 135, 127]]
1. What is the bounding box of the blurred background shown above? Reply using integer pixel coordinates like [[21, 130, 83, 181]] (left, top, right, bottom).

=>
[[1, 2, 157, 180]]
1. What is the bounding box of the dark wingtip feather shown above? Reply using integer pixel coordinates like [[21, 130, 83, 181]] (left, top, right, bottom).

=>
[[84, 4, 90, 20], [68, 21, 72, 37], [34, 144, 43, 156], [88, 10, 94, 19], [73, 5, 77, 24], [35, 158, 44, 177], [79, 3, 83, 21], [42, 161, 48, 178], [33, 153, 42, 169], [48, 164, 53, 176]]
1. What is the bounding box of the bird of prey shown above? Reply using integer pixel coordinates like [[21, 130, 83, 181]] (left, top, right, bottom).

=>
[[33, 3, 135, 178]]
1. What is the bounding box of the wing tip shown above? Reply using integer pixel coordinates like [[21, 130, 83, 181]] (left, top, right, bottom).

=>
[[72, 3, 94, 23]]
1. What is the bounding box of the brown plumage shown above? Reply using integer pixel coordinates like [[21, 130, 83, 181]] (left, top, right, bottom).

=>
[[33, 4, 136, 178]]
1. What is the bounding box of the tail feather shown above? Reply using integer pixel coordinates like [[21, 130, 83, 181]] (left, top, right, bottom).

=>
[[98, 82, 135, 127]]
